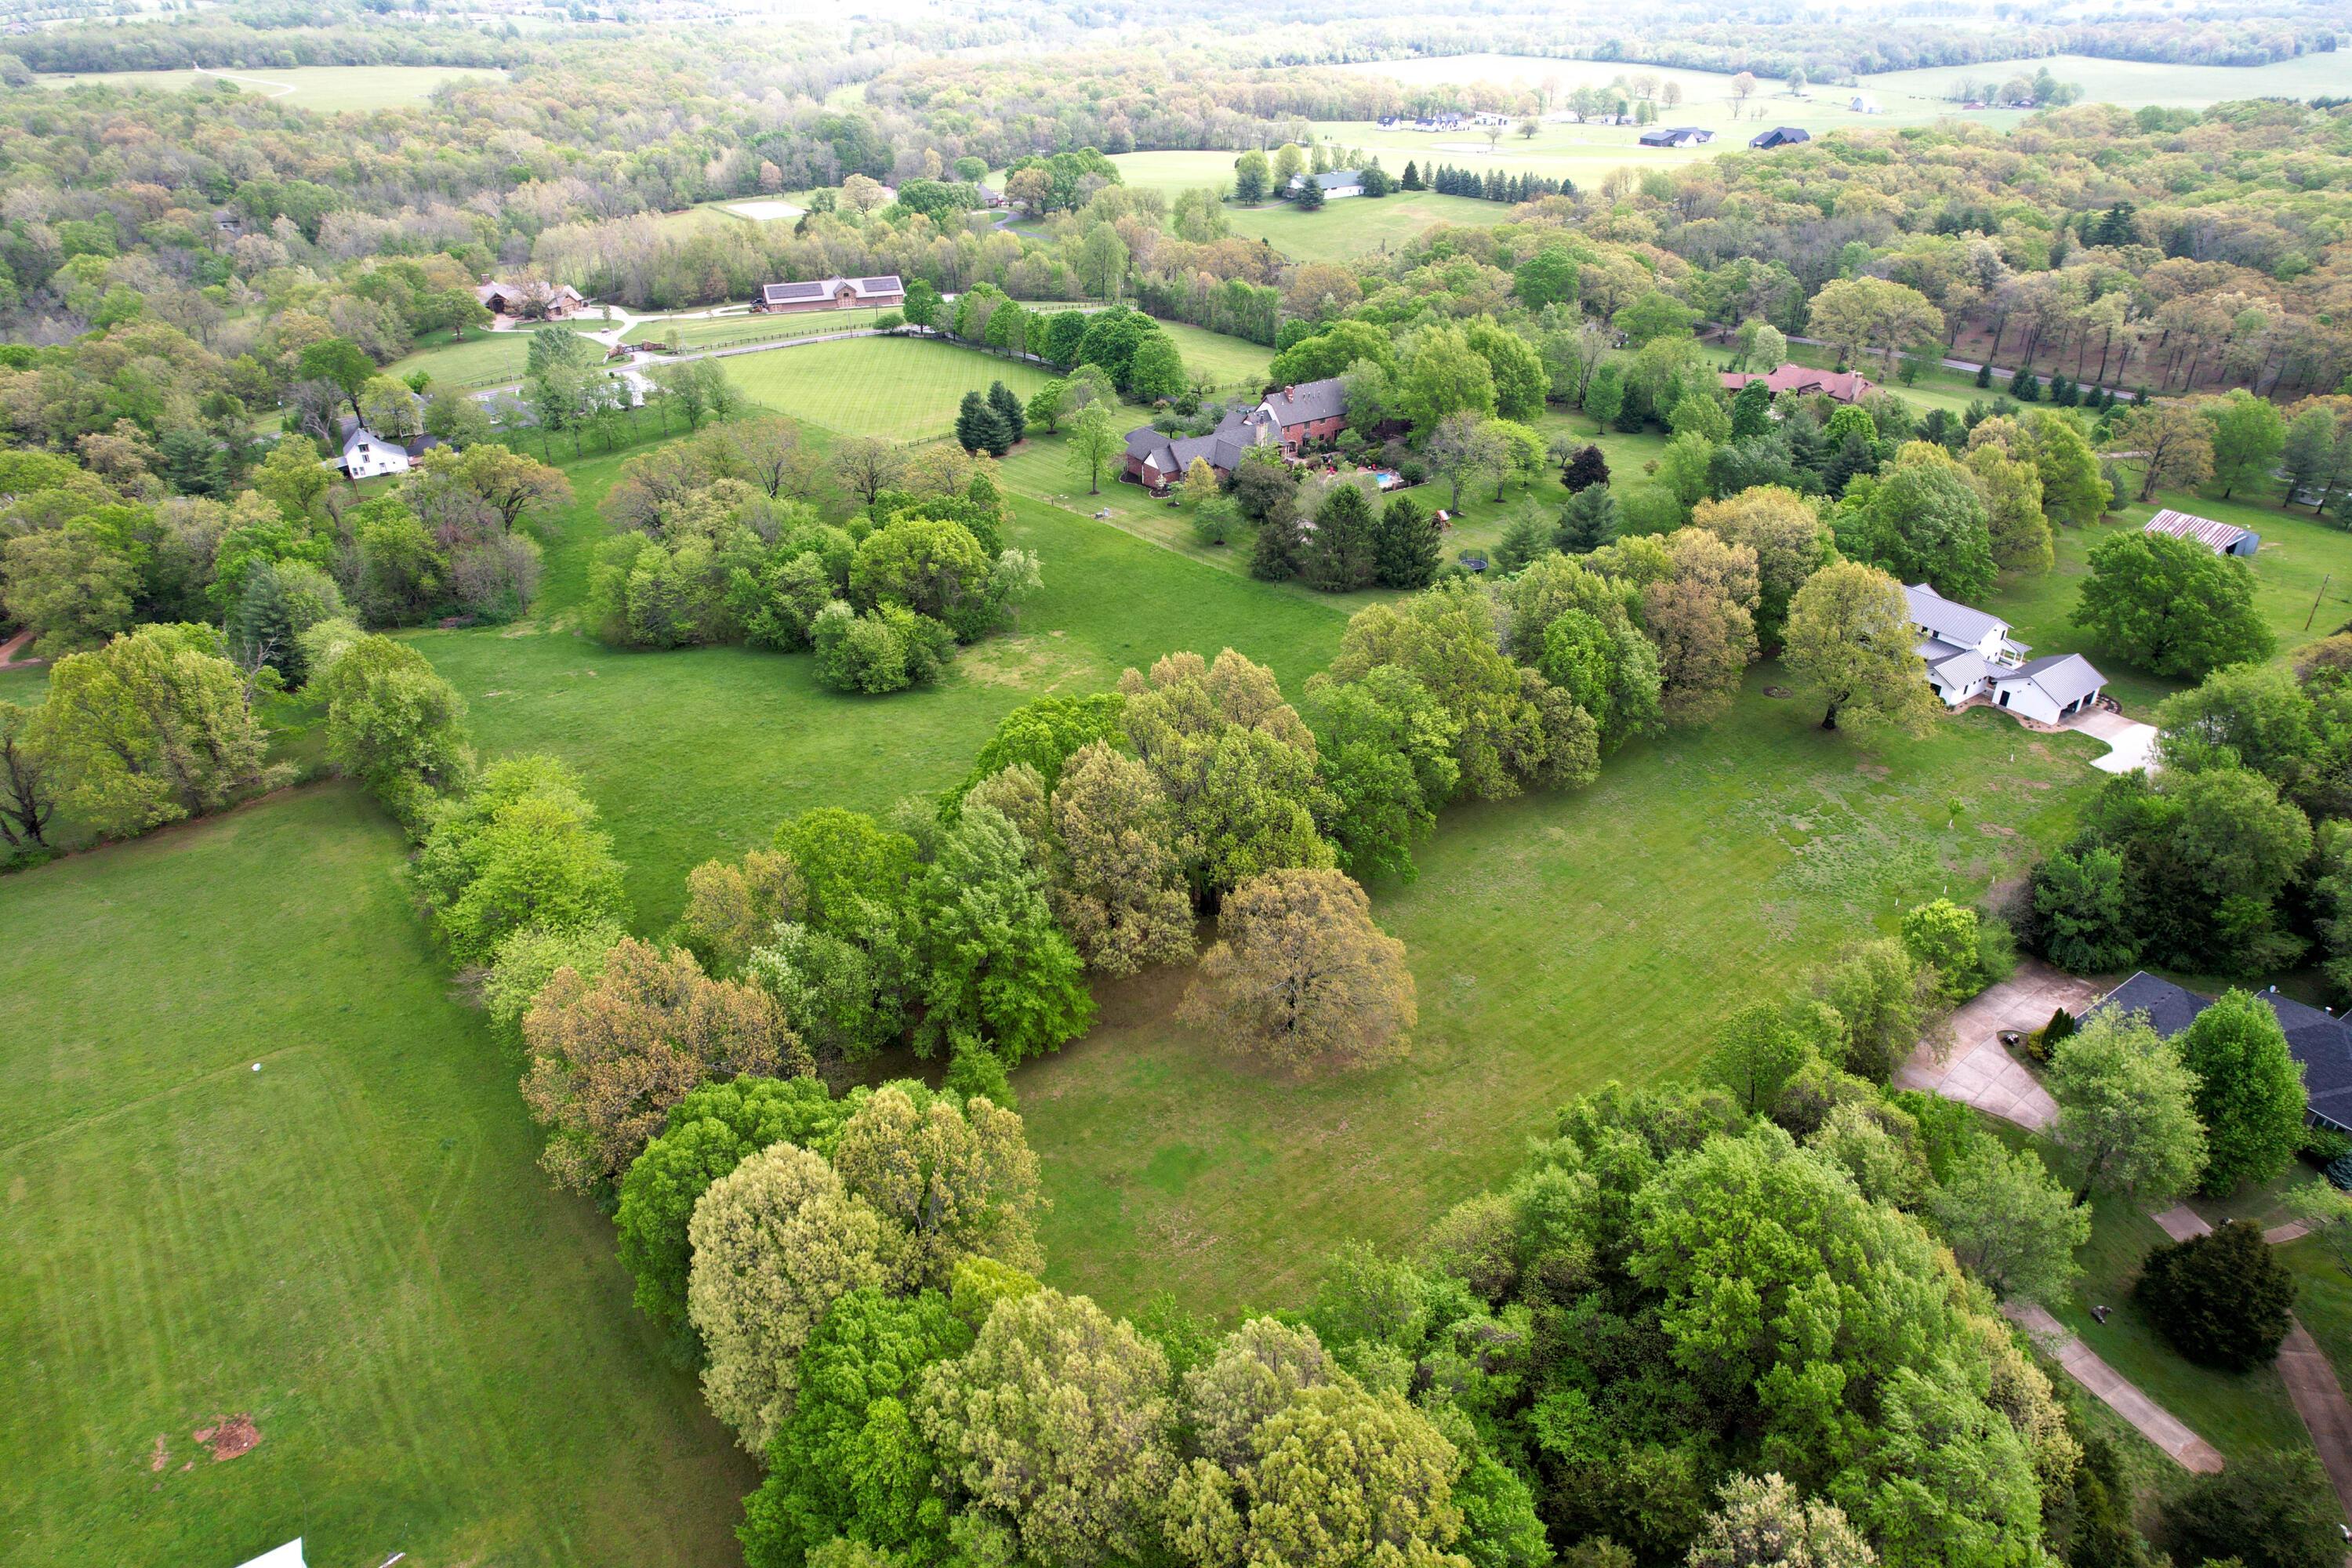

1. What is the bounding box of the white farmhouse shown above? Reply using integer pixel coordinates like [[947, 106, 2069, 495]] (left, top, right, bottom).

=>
[[1907, 582, 2107, 722], [1288, 169, 1365, 200]]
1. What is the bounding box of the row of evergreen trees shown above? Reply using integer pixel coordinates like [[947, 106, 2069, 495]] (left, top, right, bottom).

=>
[[1970, 361, 2139, 408], [1253, 485, 1444, 593], [1407, 162, 1573, 203]]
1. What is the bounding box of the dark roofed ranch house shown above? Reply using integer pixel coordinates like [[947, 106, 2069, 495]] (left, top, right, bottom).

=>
[[1750, 126, 1812, 149], [754, 275, 906, 313], [1122, 377, 1351, 492], [1638, 127, 1715, 148], [2091, 972, 2350, 1134], [2143, 507, 2260, 557]]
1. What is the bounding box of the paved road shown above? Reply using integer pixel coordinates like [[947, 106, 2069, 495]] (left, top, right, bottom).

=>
[[2004, 1300, 2227, 1472]]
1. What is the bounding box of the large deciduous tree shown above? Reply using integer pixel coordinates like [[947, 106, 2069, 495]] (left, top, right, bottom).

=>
[[1926, 1143, 2089, 1305], [2174, 988, 2307, 1195], [521, 935, 810, 1192], [1180, 867, 1417, 1073], [314, 632, 474, 826], [916, 802, 1094, 1063], [2045, 1009, 2207, 1204], [1686, 1473, 1878, 1568], [1047, 739, 1197, 976], [30, 625, 288, 836], [2073, 531, 2273, 679], [689, 1140, 909, 1453], [1783, 561, 1937, 734], [829, 1083, 1044, 1288], [1641, 528, 1761, 726], [919, 1289, 1178, 1568]]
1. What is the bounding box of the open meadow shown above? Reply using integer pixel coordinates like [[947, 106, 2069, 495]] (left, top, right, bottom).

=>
[[0, 786, 752, 1567], [720, 336, 1057, 441], [1861, 51, 2352, 110], [390, 325, 606, 392], [34, 64, 503, 108]]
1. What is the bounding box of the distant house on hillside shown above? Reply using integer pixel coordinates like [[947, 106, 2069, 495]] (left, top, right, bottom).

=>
[[1289, 170, 1364, 200], [1749, 125, 1811, 149], [2143, 507, 2259, 557], [476, 279, 586, 319], [1719, 363, 1876, 402], [2092, 971, 2350, 1134], [1121, 376, 1350, 491], [755, 275, 906, 313], [1638, 126, 1715, 148], [1850, 93, 1883, 113]]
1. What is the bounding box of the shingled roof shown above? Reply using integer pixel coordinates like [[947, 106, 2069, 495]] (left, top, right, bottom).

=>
[[2091, 971, 2352, 1131]]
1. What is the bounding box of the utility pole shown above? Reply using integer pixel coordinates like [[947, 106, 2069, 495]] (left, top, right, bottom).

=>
[[2310, 572, 2332, 632]]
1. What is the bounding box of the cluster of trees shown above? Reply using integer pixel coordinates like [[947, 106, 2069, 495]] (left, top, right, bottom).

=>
[[2026, 637, 2352, 985], [1417, 164, 1574, 205], [581, 419, 1043, 694], [623, 1044, 2339, 1568]]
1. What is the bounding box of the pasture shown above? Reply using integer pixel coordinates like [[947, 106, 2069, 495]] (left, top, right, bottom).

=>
[[34, 64, 503, 110], [720, 336, 1058, 441], [1862, 51, 2351, 111], [0, 786, 751, 1567], [622, 309, 893, 350], [390, 325, 607, 392]]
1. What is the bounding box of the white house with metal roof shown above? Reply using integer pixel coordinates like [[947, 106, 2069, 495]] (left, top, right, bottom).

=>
[[2143, 507, 2259, 557], [1906, 581, 2110, 722], [1288, 170, 1364, 200]]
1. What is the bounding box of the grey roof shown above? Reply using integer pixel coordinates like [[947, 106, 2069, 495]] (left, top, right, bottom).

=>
[[2092, 972, 2352, 1131], [1127, 408, 1268, 477], [1750, 125, 1811, 148], [1640, 126, 1712, 144], [1904, 583, 2008, 648], [1290, 170, 1363, 190], [1926, 645, 1990, 688], [1999, 652, 2106, 709], [1261, 377, 1347, 427], [760, 274, 903, 305]]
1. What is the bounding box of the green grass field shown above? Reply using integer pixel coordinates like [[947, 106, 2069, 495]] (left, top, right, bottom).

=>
[[0, 785, 752, 1566], [390, 326, 608, 392], [720, 337, 1058, 441], [1025, 685, 2106, 1314], [1861, 51, 2351, 111], [34, 65, 503, 110], [622, 310, 891, 350]]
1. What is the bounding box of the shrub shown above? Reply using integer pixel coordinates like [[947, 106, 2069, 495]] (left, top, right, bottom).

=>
[[2132, 1219, 2296, 1371]]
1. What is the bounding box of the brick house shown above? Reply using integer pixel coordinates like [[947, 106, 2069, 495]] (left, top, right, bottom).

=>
[[1719, 363, 1877, 403], [754, 275, 906, 313], [1120, 376, 1352, 492]]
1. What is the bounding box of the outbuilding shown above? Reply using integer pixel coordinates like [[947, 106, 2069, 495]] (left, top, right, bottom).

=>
[[1992, 653, 2108, 724], [1749, 126, 1812, 149], [2143, 507, 2259, 557]]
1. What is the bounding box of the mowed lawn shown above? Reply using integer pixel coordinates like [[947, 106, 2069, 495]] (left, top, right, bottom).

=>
[[390, 325, 605, 391], [0, 786, 753, 1568], [1985, 488, 2352, 715], [722, 337, 1058, 441], [1022, 684, 2109, 1316], [415, 495, 1352, 928]]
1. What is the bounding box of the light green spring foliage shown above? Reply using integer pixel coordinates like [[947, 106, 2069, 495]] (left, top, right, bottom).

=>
[[1926, 1142, 2089, 1306], [1045, 740, 1197, 975], [1686, 1472, 1878, 1568], [482, 916, 627, 1043], [919, 1288, 1178, 1568], [2175, 989, 2310, 1196], [411, 753, 629, 965], [690, 1140, 907, 1454], [828, 1082, 1044, 1290], [314, 631, 474, 828], [2045, 1009, 2209, 1205], [914, 800, 1094, 1064]]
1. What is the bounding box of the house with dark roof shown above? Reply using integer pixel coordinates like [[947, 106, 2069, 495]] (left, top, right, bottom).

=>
[[1288, 170, 1364, 200], [327, 415, 440, 480], [1120, 376, 1351, 491], [1719, 363, 1876, 403], [1749, 126, 1812, 149], [2144, 508, 2259, 557], [1638, 126, 1715, 148], [2091, 971, 2347, 1134], [476, 279, 586, 318], [754, 275, 906, 313]]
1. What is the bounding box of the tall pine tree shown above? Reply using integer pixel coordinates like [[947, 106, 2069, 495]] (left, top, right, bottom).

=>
[[987, 379, 1027, 446], [1374, 495, 1442, 589]]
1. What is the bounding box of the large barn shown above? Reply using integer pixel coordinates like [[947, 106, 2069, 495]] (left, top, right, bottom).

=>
[[754, 275, 906, 313]]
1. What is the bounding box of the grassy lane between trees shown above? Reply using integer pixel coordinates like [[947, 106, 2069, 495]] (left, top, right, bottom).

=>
[[0, 784, 753, 1568]]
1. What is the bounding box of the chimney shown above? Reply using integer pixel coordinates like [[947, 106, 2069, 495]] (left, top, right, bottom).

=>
[[1284, 385, 1294, 399]]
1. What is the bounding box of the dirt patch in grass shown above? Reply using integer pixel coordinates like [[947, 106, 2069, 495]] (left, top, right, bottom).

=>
[[194, 1414, 260, 1461]]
